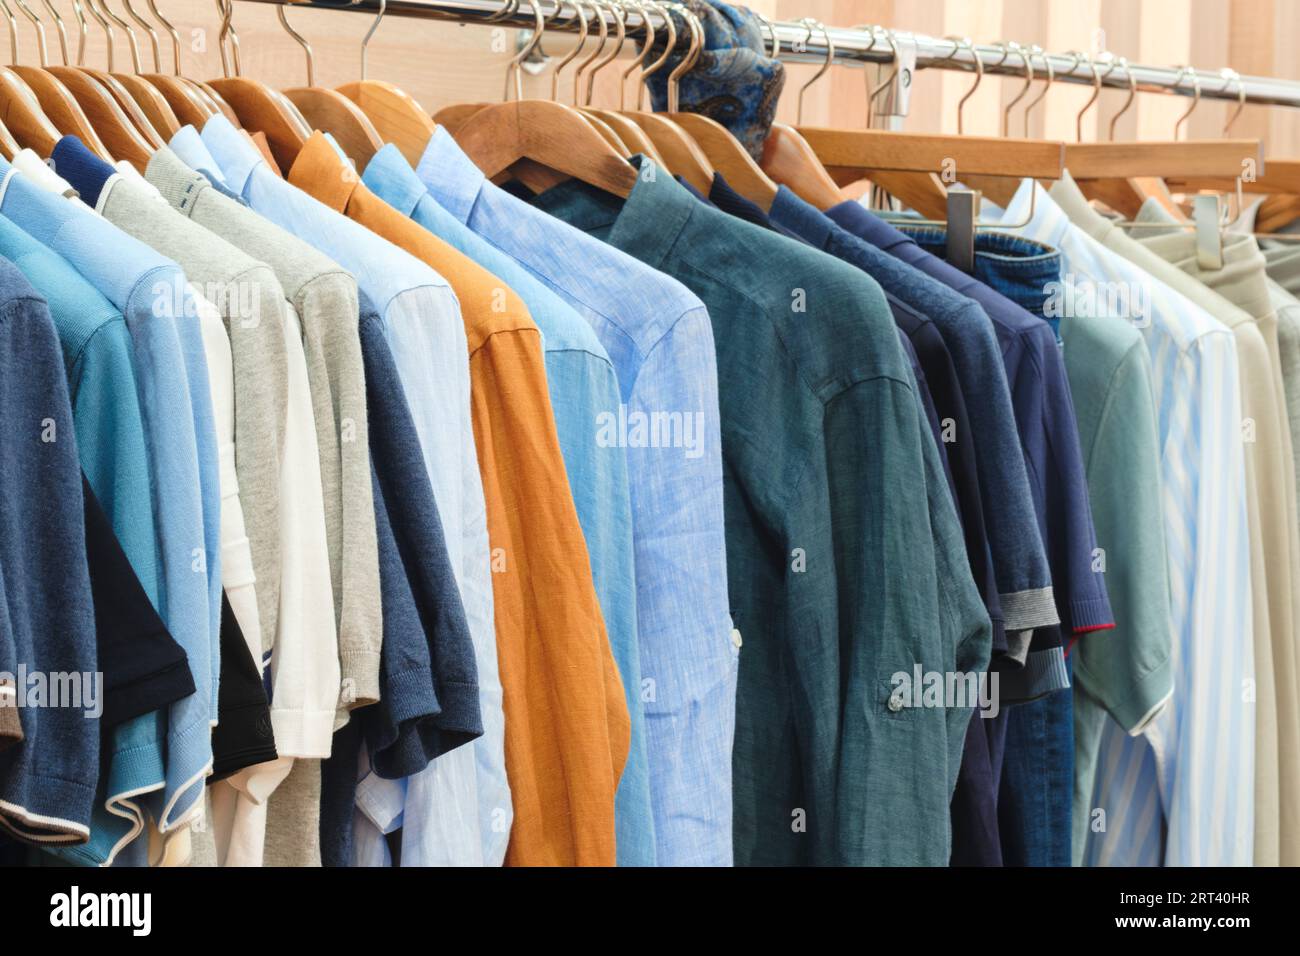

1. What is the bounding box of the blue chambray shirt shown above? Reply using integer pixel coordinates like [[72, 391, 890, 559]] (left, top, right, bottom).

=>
[[361, 143, 657, 867], [417, 129, 736, 867], [0, 159, 216, 856], [190, 119, 511, 867]]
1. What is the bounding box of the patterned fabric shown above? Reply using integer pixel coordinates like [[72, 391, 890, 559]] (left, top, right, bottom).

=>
[[645, 1, 784, 161]]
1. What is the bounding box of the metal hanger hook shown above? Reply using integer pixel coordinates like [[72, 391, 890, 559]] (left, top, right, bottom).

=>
[[120, 0, 159, 72], [663, 1, 702, 114], [0, 0, 19, 65], [276, 2, 311, 86], [1001, 41, 1034, 137], [1220, 67, 1246, 135], [618, 0, 652, 110], [1022, 44, 1053, 136], [1068, 51, 1100, 141], [796, 18, 833, 126], [943, 36, 981, 135], [584, 0, 626, 105], [1107, 56, 1135, 140], [11, 0, 49, 67], [866, 28, 900, 127], [573, 0, 609, 106], [144, 0, 179, 74], [360, 0, 389, 82], [97, 0, 142, 72], [1172, 65, 1201, 139], [550, 0, 589, 102], [37, 0, 68, 65]]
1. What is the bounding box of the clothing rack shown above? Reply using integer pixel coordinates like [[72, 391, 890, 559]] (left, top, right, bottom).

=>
[[239, 0, 1300, 111]]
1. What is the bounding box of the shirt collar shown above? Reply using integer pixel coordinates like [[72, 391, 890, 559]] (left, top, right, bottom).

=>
[[416, 126, 485, 223], [199, 114, 264, 195], [523, 155, 694, 272], [825, 199, 913, 253], [13, 147, 79, 200], [1048, 170, 1116, 244], [361, 144, 428, 218], [768, 185, 833, 248], [604, 156, 697, 271], [169, 124, 227, 186], [286, 130, 360, 214]]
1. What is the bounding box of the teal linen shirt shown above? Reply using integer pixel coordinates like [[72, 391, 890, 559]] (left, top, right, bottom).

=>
[[525, 159, 991, 865]]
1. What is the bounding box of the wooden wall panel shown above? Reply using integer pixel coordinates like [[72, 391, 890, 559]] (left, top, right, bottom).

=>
[[3, 0, 1295, 154]]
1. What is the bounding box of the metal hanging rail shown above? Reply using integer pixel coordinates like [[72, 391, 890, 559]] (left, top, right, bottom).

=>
[[239, 0, 1300, 110]]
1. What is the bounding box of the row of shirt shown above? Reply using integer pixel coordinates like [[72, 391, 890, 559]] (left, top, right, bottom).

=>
[[0, 112, 1292, 867]]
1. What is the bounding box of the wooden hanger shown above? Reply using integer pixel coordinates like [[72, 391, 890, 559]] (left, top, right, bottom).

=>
[[5, 0, 117, 160], [754, 18, 846, 210], [451, 2, 637, 198], [456, 99, 636, 196], [1163, 159, 1300, 233], [206, 0, 308, 170], [799, 128, 1064, 219], [274, 4, 383, 168], [0, 66, 61, 155], [1059, 59, 1252, 219], [335, 0, 434, 164], [430, 102, 482, 136]]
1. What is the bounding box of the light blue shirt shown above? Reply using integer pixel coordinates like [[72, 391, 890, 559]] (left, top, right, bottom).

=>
[[361, 143, 656, 867], [192, 118, 511, 867], [417, 129, 736, 866], [1001, 180, 1255, 866], [0, 160, 216, 855]]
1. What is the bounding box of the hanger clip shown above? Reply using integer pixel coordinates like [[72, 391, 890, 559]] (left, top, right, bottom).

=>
[[946, 186, 979, 273], [1194, 193, 1224, 270], [872, 32, 918, 129]]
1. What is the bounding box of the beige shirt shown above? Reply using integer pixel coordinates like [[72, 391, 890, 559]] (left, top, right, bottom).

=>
[[1130, 200, 1300, 867]]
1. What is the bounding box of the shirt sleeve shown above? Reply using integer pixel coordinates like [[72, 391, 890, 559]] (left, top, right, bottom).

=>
[[1071, 341, 1173, 733], [796, 374, 990, 865], [472, 328, 629, 867], [299, 277, 383, 716], [0, 294, 99, 842], [268, 301, 340, 759], [82, 475, 196, 729]]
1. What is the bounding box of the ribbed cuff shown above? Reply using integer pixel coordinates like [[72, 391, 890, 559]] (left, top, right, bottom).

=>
[[210, 700, 279, 781], [1069, 594, 1116, 635], [997, 646, 1071, 704], [998, 586, 1060, 633], [338, 648, 382, 711], [271, 705, 339, 759]]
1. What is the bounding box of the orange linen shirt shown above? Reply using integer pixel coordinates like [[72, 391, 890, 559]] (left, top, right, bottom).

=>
[[289, 132, 630, 866]]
